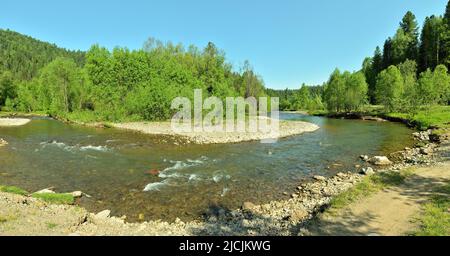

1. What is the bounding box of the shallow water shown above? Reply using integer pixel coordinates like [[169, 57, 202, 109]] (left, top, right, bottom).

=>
[[0, 113, 414, 221]]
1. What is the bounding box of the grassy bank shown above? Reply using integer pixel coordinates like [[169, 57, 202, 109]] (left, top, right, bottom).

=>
[[0, 185, 75, 205], [308, 105, 450, 131], [414, 184, 450, 236]]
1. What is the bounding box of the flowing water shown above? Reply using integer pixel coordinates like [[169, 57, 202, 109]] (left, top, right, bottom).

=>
[[0, 113, 414, 221]]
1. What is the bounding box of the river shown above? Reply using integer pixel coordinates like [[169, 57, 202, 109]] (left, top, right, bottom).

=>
[[0, 113, 414, 221]]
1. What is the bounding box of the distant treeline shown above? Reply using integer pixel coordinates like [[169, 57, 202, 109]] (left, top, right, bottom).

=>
[[269, 1, 450, 113], [0, 30, 266, 121]]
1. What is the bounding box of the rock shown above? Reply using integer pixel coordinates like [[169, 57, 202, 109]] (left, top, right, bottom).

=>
[[369, 156, 392, 166], [0, 138, 8, 147], [360, 167, 375, 175], [283, 192, 289, 196], [336, 172, 347, 178], [291, 193, 299, 199], [145, 169, 160, 176], [138, 213, 145, 221], [420, 147, 433, 155], [288, 208, 309, 222], [71, 191, 83, 198], [95, 210, 111, 219], [242, 202, 256, 211], [34, 188, 55, 194], [313, 175, 326, 181], [360, 155, 369, 161]]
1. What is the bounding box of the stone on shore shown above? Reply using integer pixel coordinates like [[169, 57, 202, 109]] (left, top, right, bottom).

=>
[[95, 210, 111, 219], [369, 156, 392, 166], [0, 138, 8, 147], [35, 188, 55, 194], [313, 175, 326, 181], [242, 202, 256, 211], [360, 167, 375, 175], [71, 191, 83, 198]]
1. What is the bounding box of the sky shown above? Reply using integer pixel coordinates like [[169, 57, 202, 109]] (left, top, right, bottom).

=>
[[0, 0, 448, 89]]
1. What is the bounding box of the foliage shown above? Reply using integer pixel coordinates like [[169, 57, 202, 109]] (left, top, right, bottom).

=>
[[31, 193, 75, 205], [0, 185, 28, 196], [414, 184, 450, 236], [323, 69, 368, 112]]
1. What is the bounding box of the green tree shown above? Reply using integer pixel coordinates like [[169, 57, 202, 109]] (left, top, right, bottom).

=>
[[419, 16, 444, 72], [375, 66, 404, 111], [343, 71, 368, 112], [0, 71, 16, 107]]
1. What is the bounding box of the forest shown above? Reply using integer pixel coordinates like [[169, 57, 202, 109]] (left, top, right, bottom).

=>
[[272, 1, 450, 114], [1, 1, 450, 121], [0, 31, 266, 121]]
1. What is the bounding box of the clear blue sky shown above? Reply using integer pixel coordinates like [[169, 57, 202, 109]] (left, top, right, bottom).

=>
[[0, 0, 448, 89]]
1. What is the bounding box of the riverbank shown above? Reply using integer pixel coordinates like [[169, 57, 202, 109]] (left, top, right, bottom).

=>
[[110, 118, 320, 144], [1, 125, 447, 235], [0, 118, 31, 127]]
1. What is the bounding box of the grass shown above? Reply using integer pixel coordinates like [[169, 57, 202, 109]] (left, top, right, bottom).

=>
[[326, 169, 413, 215], [0, 185, 28, 196], [46, 222, 58, 229], [387, 105, 450, 130], [31, 193, 75, 205], [414, 184, 450, 236]]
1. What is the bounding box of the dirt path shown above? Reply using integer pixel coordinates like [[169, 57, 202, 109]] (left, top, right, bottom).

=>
[[307, 162, 450, 236]]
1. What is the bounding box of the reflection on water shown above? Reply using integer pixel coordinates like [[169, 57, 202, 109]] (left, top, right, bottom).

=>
[[0, 113, 414, 221]]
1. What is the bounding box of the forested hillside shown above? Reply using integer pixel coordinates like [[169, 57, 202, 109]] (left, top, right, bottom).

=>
[[273, 0, 450, 114], [0, 31, 266, 121], [0, 29, 85, 80]]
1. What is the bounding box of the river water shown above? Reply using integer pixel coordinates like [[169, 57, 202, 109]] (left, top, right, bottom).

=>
[[0, 113, 414, 221]]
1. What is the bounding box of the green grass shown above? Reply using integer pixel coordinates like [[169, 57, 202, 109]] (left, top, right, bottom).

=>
[[0, 185, 28, 196], [31, 193, 75, 205], [386, 105, 450, 130], [326, 170, 413, 215], [414, 184, 450, 236], [46, 222, 58, 229]]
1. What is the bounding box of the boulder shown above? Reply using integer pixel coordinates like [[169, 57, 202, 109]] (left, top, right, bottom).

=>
[[360, 167, 375, 175], [71, 191, 83, 198], [35, 188, 55, 194], [242, 202, 256, 211], [369, 156, 392, 166]]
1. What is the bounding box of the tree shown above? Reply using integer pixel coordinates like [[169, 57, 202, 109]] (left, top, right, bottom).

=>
[[0, 71, 16, 107], [375, 66, 404, 111], [419, 16, 444, 72], [382, 38, 394, 69], [38, 58, 87, 115], [400, 11, 420, 61], [324, 69, 345, 112], [343, 71, 368, 111], [432, 64, 450, 104]]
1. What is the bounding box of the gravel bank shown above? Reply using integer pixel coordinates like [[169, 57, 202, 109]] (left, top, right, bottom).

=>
[[0, 118, 31, 127], [111, 119, 320, 144]]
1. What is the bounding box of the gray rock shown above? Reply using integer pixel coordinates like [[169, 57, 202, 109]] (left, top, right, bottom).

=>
[[71, 191, 83, 198], [369, 156, 392, 166], [313, 175, 326, 181], [95, 210, 111, 219], [242, 202, 256, 211], [360, 167, 375, 175], [34, 188, 55, 194]]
